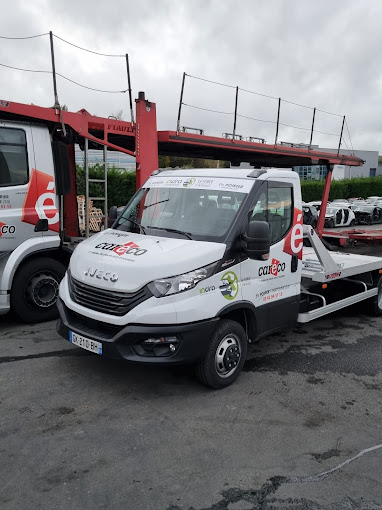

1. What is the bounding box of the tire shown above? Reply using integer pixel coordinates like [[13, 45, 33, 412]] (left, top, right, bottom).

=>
[[327, 219, 335, 228], [10, 258, 66, 323], [369, 277, 382, 316], [350, 219, 355, 226], [195, 319, 248, 389]]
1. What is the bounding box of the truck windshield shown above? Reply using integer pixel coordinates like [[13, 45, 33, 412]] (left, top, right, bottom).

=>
[[114, 182, 248, 241]]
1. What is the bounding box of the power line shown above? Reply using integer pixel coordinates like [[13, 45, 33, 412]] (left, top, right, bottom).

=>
[[56, 73, 127, 93], [0, 62, 127, 93], [183, 103, 233, 115], [279, 122, 311, 132], [237, 113, 276, 124], [345, 119, 355, 154], [316, 108, 343, 118], [0, 33, 49, 40], [186, 74, 236, 89], [313, 129, 341, 137], [237, 88, 277, 101], [53, 34, 125, 57], [186, 73, 345, 118], [0, 62, 50, 74], [281, 99, 314, 111]]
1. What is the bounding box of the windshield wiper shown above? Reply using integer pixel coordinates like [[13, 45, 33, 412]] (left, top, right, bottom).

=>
[[144, 199, 169, 210], [118, 217, 146, 234], [146, 226, 193, 240]]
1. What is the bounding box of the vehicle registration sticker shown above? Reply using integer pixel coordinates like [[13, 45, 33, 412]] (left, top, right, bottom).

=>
[[69, 331, 102, 355]]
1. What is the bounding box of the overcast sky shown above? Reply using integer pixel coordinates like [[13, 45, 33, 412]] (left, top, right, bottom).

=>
[[1, 0, 382, 154]]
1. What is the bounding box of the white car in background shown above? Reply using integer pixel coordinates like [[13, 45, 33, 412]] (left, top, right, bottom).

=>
[[324, 206, 356, 228]]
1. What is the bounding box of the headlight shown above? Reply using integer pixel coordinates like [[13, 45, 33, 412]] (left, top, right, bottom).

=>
[[148, 262, 217, 297]]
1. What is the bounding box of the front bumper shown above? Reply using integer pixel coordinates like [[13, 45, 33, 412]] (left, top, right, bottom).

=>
[[56, 297, 218, 365]]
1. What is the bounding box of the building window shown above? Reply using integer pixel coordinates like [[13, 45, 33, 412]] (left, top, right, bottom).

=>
[[293, 165, 327, 181]]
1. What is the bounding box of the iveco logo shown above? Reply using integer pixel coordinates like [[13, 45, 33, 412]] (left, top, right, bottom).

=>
[[84, 268, 119, 282]]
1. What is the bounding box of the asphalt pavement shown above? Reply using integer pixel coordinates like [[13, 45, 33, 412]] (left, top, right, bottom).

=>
[[1, 242, 382, 510]]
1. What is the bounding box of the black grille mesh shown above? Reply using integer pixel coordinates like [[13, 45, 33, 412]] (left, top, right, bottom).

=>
[[69, 274, 152, 316]]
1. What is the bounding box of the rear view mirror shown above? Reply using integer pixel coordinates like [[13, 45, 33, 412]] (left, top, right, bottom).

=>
[[108, 206, 118, 227], [243, 220, 270, 260]]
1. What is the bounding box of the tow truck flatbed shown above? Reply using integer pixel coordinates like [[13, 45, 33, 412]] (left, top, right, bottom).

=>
[[302, 247, 382, 282]]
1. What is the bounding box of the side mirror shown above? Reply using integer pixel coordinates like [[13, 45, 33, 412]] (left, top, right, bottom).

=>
[[108, 206, 118, 228], [242, 220, 270, 260]]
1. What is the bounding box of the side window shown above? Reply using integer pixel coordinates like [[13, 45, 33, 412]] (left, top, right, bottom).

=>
[[267, 186, 293, 244], [250, 185, 293, 245], [0, 128, 29, 186]]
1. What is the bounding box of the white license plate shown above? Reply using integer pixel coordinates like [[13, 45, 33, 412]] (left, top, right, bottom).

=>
[[69, 331, 102, 355]]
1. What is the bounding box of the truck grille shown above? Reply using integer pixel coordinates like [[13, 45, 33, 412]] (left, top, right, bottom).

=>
[[68, 274, 152, 316]]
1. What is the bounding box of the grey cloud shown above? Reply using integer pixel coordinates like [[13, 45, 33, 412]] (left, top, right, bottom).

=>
[[0, 0, 381, 152]]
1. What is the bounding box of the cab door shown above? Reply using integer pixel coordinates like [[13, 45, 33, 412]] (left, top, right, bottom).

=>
[[0, 124, 39, 252], [240, 180, 303, 336]]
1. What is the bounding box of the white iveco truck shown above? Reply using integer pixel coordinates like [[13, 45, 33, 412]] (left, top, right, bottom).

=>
[[57, 168, 382, 388]]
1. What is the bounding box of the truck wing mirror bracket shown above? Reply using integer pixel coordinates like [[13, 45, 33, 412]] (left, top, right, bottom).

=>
[[242, 220, 270, 260], [108, 206, 118, 228]]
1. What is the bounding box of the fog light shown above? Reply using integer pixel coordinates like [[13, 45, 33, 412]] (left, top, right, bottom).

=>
[[143, 336, 179, 345], [169, 344, 176, 352]]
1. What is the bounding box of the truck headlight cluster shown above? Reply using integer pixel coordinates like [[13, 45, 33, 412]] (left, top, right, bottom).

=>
[[148, 262, 217, 297]]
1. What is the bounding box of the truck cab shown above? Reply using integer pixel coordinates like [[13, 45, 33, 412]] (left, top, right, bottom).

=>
[[0, 120, 70, 322], [57, 168, 304, 388]]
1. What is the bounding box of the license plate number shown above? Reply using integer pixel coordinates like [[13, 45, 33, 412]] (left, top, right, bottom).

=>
[[69, 331, 102, 355]]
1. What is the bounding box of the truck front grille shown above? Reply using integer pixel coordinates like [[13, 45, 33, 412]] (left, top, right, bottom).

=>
[[68, 274, 152, 316]]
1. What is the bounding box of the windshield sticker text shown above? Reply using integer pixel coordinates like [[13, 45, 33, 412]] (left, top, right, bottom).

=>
[[146, 176, 254, 193]]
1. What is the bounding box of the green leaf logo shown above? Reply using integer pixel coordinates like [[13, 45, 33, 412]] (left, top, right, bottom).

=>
[[220, 271, 239, 300], [183, 178, 196, 188]]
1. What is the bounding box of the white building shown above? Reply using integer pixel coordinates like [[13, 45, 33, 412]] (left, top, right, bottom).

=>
[[293, 148, 378, 180], [75, 145, 135, 171]]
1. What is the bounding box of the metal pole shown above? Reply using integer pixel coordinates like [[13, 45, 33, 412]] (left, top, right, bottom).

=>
[[337, 115, 346, 155], [309, 107, 316, 147], [103, 145, 108, 226], [85, 138, 89, 238], [49, 31, 60, 109], [176, 72, 186, 134], [232, 86, 239, 141], [274, 98, 281, 145], [316, 164, 333, 238], [125, 54, 134, 124]]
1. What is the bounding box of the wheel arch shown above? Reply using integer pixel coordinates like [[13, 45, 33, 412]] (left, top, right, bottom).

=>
[[216, 301, 257, 342], [0, 236, 71, 292]]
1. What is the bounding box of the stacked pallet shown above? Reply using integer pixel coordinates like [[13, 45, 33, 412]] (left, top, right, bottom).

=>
[[77, 195, 104, 233]]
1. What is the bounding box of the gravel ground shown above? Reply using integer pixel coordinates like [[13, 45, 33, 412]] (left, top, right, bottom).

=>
[[1, 240, 382, 510]]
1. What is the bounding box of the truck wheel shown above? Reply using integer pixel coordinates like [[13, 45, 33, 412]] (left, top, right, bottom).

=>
[[370, 278, 382, 316], [195, 319, 248, 389], [11, 258, 66, 323]]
